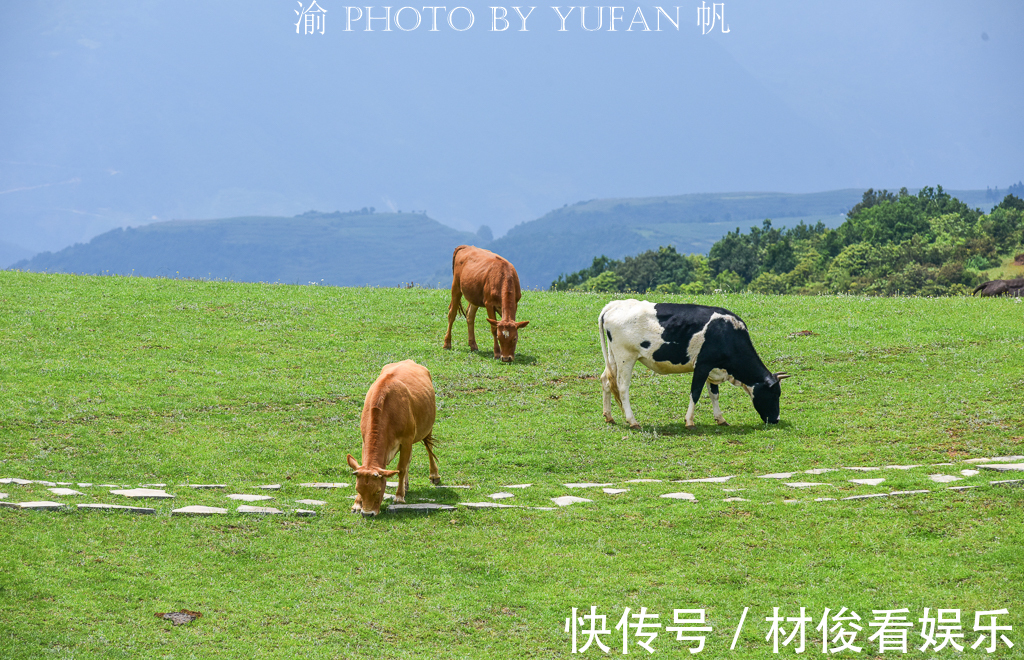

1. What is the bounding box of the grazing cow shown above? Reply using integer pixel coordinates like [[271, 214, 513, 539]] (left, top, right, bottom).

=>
[[443, 245, 529, 363], [599, 299, 788, 429], [972, 278, 1024, 297], [347, 360, 441, 516]]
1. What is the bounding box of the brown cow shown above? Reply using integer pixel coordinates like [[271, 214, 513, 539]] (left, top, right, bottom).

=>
[[973, 278, 1024, 297], [443, 245, 529, 363], [346, 360, 441, 516]]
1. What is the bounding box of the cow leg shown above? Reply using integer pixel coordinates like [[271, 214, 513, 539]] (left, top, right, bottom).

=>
[[423, 435, 442, 485], [487, 306, 500, 359], [466, 304, 479, 351], [708, 382, 728, 426], [685, 367, 712, 428], [395, 443, 412, 504], [601, 366, 616, 423], [443, 280, 462, 350], [615, 359, 640, 429]]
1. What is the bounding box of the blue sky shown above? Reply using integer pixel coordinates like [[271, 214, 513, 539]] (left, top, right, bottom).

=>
[[1, 1, 1021, 253]]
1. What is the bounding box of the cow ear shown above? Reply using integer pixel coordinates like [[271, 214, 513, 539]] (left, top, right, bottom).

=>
[[515, 320, 529, 329], [347, 454, 361, 471], [486, 318, 499, 327], [774, 372, 791, 380], [380, 469, 400, 478]]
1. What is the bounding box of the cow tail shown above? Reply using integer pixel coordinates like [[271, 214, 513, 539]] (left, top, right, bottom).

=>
[[598, 310, 621, 405]]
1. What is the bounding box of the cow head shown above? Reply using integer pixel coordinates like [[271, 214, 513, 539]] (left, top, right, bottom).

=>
[[487, 318, 529, 362], [752, 372, 789, 424], [347, 454, 398, 516]]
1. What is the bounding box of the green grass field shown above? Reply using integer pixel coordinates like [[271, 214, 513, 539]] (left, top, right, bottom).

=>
[[1, 271, 1022, 659]]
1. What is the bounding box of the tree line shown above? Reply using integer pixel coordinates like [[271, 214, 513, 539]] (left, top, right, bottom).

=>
[[550, 187, 1024, 296]]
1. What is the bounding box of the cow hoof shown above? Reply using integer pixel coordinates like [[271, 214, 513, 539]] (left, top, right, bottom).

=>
[[628, 422, 641, 430], [430, 477, 443, 486], [604, 413, 615, 424], [443, 343, 452, 350], [395, 496, 406, 504], [716, 420, 729, 427], [685, 423, 696, 429], [469, 344, 478, 351]]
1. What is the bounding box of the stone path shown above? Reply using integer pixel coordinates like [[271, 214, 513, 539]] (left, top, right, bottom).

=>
[[1, 455, 1021, 517]]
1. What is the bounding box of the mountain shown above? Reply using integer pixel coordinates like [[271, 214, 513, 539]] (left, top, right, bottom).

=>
[[11, 189, 1000, 290], [12, 211, 477, 288]]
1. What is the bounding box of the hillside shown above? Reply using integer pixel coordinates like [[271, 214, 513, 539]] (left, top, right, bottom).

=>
[[12, 211, 478, 288], [10, 189, 1001, 289]]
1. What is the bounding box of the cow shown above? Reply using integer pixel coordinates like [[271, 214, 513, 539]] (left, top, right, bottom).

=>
[[443, 245, 529, 363], [599, 299, 788, 429], [972, 278, 1024, 297], [346, 360, 441, 516]]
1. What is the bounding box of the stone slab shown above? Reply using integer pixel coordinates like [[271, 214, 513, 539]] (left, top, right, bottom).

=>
[[386, 481, 399, 487], [849, 478, 886, 486], [77, 503, 156, 514], [294, 509, 317, 516], [56, 482, 72, 486], [488, 492, 515, 500], [226, 494, 274, 502], [815, 497, 836, 502], [602, 488, 629, 494], [237, 505, 283, 514], [32, 481, 57, 487], [0, 493, 6, 500], [845, 467, 881, 472], [0, 478, 32, 485], [960, 469, 980, 476], [140, 483, 166, 488], [784, 482, 829, 488], [97, 484, 121, 488], [758, 473, 795, 479], [1, 501, 65, 510], [978, 463, 1024, 472], [722, 488, 746, 492], [842, 493, 889, 500], [296, 499, 326, 506], [188, 484, 227, 489], [991, 479, 1024, 488], [625, 479, 662, 483], [460, 501, 520, 509], [388, 503, 456, 511], [259, 484, 282, 490], [300, 482, 349, 488], [531, 506, 558, 511], [949, 485, 981, 491], [48, 488, 84, 496], [723, 497, 749, 502], [885, 465, 922, 470], [434, 485, 472, 489], [932, 462, 955, 466], [172, 505, 228, 516], [110, 488, 174, 499], [804, 468, 837, 475], [503, 484, 532, 489], [889, 490, 930, 496], [675, 476, 734, 483], [978, 455, 1024, 463], [660, 492, 697, 501], [551, 496, 592, 507], [928, 474, 961, 483], [564, 483, 614, 489], [77, 483, 93, 487]]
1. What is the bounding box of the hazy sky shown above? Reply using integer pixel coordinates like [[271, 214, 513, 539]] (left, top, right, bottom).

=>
[[1, 1, 1021, 252]]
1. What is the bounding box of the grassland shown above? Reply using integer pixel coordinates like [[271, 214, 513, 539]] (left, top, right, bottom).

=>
[[1, 271, 1022, 659]]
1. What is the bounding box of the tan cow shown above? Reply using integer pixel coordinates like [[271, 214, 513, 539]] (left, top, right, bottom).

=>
[[442, 245, 529, 363], [346, 360, 441, 516]]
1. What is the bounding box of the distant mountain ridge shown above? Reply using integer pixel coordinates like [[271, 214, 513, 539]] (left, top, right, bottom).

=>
[[13, 211, 477, 288], [11, 189, 1000, 289]]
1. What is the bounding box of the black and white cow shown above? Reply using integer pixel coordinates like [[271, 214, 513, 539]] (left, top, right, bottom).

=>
[[599, 299, 788, 428]]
